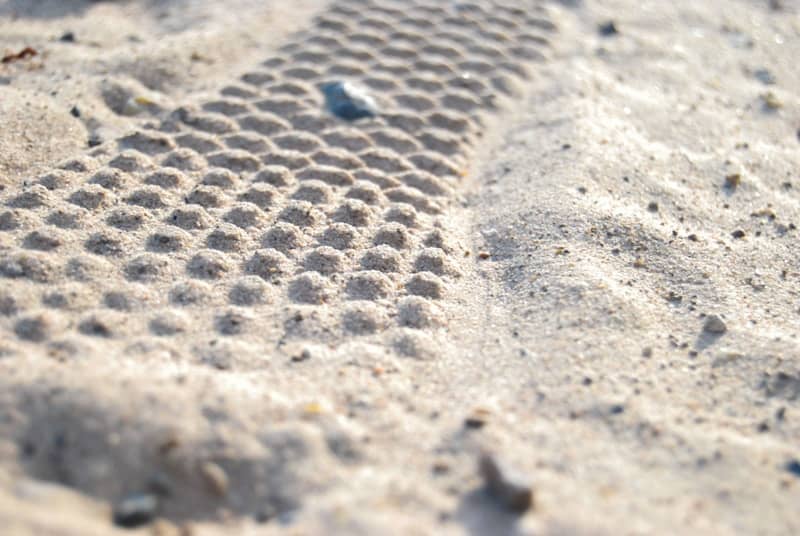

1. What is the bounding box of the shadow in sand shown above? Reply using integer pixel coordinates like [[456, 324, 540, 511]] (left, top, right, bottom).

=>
[[456, 488, 525, 536], [694, 331, 724, 352], [0, 0, 97, 18], [0, 0, 174, 19]]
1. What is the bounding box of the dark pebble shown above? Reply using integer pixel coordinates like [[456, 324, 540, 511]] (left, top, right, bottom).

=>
[[88, 135, 102, 148], [731, 229, 746, 239], [112, 493, 158, 528], [785, 459, 800, 477], [598, 21, 618, 36], [70, 106, 81, 118], [59, 31, 76, 43], [479, 453, 534, 514]]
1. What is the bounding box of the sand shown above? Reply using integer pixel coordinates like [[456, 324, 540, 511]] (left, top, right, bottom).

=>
[[0, 0, 798, 534]]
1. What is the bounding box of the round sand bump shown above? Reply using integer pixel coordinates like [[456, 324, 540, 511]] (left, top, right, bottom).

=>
[[304, 247, 346, 275], [261, 223, 307, 252], [229, 276, 271, 306], [397, 296, 445, 329], [215, 309, 252, 335], [24, 229, 63, 251], [85, 231, 127, 257], [108, 150, 153, 172], [149, 310, 190, 336], [224, 132, 271, 154], [107, 206, 150, 231], [147, 227, 191, 253], [46, 207, 84, 230], [167, 206, 213, 231], [385, 204, 418, 228], [186, 185, 226, 209], [14, 311, 64, 341], [254, 166, 294, 187], [405, 272, 445, 299], [346, 271, 393, 300], [145, 169, 186, 189], [333, 199, 373, 227], [202, 168, 240, 189], [373, 223, 411, 249], [318, 223, 360, 250], [292, 180, 333, 205], [162, 148, 207, 171], [238, 184, 279, 212], [88, 167, 129, 191], [175, 132, 224, 154], [170, 280, 213, 306], [414, 247, 458, 276], [279, 201, 321, 228], [360, 245, 402, 273], [246, 249, 291, 282], [342, 301, 388, 335], [187, 250, 232, 280], [66, 254, 113, 282], [224, 203, 266, 229], [125, 254, 170, 283], [125, 186, 171, 209], [289, 272, 333, 304]]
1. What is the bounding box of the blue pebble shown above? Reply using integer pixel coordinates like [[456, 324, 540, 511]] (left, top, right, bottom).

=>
[[786, 459, 800, 477], [322, 81, 377, 121]]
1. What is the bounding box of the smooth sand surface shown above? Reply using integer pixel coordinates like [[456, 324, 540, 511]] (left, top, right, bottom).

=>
[[0, 1, 798, 534]]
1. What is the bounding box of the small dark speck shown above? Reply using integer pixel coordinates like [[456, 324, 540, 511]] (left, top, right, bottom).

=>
[[609, 404, 625, 415], [562, 143, 572, 150], [731, 230, 746, 239], [70, 106, 80, 118], [647, 201, 659, 212], [88, 135, 102, 148], [599, 21, 618, 36], [577, 186, 587, 194], [59, 31, 76, 43]]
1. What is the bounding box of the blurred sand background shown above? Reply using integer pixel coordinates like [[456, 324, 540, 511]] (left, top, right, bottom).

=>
[[0, 0, 799, 534]]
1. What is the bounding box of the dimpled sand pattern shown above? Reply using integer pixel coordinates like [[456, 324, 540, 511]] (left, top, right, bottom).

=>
[[0, 0, 554, 360]]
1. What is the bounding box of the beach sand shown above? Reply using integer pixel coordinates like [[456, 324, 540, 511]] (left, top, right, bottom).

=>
[[0, 0, 798, 534]]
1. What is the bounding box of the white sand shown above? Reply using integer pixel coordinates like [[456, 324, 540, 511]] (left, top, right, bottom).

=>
[[0, 0, 798, 534]]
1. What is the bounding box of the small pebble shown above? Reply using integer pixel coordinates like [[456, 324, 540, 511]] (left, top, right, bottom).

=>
[[70, 106, 81, 118], [785, 459, 800, 477], [59, 31, 76, 43], [479, 453, 534, 513], [647, 201, 659, 212], [464, 407, 490, 429], [112, 493, 158, 528], [724, 174, 741, 190], [703, 314, 727, 335], [761, 91, 783, 110], [321, 81, 377, 121], [598, 21, 618, 36], [731, 229, 746, 239], [200, 461, 229, 497]]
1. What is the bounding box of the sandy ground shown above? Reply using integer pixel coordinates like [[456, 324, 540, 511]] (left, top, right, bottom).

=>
[[0, 0, 799, 534]]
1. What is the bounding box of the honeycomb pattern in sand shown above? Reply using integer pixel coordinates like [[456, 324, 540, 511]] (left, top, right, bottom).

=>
[[0, 0, 554, 358]]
